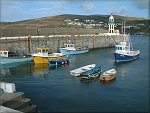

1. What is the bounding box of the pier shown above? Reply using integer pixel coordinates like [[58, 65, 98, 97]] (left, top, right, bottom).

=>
[[0, 33, 126, 54]]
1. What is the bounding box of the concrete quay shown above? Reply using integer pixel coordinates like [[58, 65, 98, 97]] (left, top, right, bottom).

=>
[[0, 92, 39, 113], [0, 105, 23, 113], [0, 82, 40, 113]]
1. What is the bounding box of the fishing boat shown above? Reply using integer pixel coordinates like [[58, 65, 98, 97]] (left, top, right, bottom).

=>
[[114, 20, 140, 62], [100, 69, 116, 81], [49, 58, 69, 66], [114, 38, 140, 62], [70, 64, 96, 77], [80, 67, 102, 81], [59, 43, 89, 55], [32, 48, 67, 63], [0, 48, 33, 64]]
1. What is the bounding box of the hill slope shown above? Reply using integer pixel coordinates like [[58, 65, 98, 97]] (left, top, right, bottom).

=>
[[1, 14, 149, 35]]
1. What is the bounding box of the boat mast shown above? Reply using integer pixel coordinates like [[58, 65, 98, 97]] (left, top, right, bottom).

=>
[[129, 35, 133, 50], [123, 19, 133, 50], [123, 20, 126, 42], [124, 20, 125, 36]]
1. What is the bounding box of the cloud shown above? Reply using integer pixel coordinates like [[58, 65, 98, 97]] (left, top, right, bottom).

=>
[[50, 1, 66, 15], [1, 1, 66, 22], [79, 1, 96, 13], [107, 6, 127, 15], [132, 0, 149, 9]]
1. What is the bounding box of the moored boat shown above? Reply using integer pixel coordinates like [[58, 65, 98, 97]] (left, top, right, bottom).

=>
[[0, 48, 33, 64], [80, 67, 102, 81], [114, 41, 140, 62], [70, 64, 96, 77], [59, 43, 89, 55], [100, 69, 116, 81], [32, 48, 67, 63], [114, 20, 140, 62], [49, 58, 69, 66], [81, 67, 102, 76]]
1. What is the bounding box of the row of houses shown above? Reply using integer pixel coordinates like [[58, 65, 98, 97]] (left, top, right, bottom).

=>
[[64, 19, 105, 28], [64, 18, 144, 29]]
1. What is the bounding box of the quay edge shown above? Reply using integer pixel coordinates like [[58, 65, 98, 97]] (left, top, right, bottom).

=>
[[0, 82, 40, 113]]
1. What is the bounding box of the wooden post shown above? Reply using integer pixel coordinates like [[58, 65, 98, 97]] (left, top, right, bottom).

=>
[[27, 35, 32, 54], [93, 34, 95, 49], [65, 35, 68, 44], [37, 29, 40, 36]]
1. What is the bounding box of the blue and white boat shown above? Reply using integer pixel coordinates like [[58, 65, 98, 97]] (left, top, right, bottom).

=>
[[0, 49, 33, 64], [114, 36, 140, 62], [81, 67, 102, 76], [80, 67, 102, 81], [59, 43, 89, 55], [49, 58, 69, 66]]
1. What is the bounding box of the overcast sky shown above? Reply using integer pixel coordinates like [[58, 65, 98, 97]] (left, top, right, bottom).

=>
[[1, 0, 149, 22]]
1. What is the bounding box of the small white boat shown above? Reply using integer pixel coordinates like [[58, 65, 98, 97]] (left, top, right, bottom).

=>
[[100, 69, 116, 81], [70, 64, 96, 77]]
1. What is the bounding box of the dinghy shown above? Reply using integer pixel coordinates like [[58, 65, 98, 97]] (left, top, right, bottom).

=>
[[70, 64, 96, 77], [100, 69, 116, 81]]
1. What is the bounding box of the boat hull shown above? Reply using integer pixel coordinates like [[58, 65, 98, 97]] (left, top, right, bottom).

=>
[[80, 72, 101, 82], [49, 58, 69, 66], [70, 64, 96, 77], [59, 48, 89, 55], [0, 57, 33, 64], [32, 55, 66, 63], [99, 69, 116, 81], [100, 75, 116, 81], [114, 52, 140, 62]]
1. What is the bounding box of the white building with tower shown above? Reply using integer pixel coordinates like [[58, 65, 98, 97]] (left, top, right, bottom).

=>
[[108, 14, 115, 33], [105, 14, 119, 35]]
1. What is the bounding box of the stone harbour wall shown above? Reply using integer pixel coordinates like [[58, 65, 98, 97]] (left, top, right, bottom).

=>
[[0, 34, 126, 54]]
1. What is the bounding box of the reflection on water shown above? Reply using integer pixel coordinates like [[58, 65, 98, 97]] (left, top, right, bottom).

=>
[[0, 62, 34, 77], [33, 63, 49, 77], [114, 61, 133, 78], [0, 62, 70, 79]]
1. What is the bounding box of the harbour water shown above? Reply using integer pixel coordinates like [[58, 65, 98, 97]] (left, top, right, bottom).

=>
[[0, 35, 149, 112]]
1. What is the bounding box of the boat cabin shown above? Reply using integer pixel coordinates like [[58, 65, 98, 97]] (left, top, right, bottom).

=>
[[64, 44, 76, 50], [115, 42, 130, 51], [65, 44, 75, 48], [36, 48, 49, 55], [0, 48, 8, 57], [37, 48, 49, 53]]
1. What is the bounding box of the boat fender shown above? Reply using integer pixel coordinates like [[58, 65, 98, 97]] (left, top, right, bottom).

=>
[[62, 62, 64, 65]]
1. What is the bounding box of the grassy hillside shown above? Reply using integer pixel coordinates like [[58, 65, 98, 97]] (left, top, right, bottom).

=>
[[1, 14, 149, 35]]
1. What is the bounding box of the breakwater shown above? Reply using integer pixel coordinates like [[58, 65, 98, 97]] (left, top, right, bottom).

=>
[[0, 33, 126, 54]]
